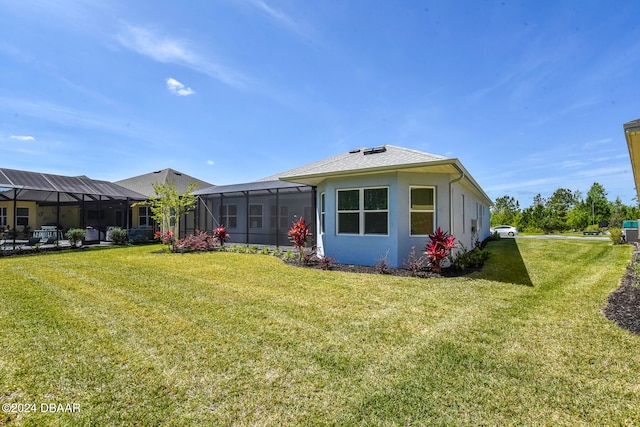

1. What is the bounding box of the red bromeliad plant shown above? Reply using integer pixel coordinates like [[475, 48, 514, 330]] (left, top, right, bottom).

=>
[[154, 230, 174, 249], [425, 227, 456, 273], [212, 225, 230, 247], [288, 217, 312, 262]]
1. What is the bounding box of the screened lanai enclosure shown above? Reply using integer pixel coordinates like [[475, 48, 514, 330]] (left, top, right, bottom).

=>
[[0, 168, 146, 248], [190, 180, 316, 247]]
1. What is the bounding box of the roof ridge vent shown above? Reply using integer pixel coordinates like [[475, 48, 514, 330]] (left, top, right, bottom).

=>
[[349, 148, 361, 154], [363, 146, 386, 155]]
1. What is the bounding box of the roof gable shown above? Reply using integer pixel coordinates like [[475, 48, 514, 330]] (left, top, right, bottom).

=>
[[116, 168, 214, 197]]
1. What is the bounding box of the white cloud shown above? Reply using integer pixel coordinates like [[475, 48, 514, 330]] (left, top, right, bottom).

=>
[[117, 24, 250, 89], [10, 135, 35, 141], [206, 160, 214, 165], [166, 78, 195, 96]]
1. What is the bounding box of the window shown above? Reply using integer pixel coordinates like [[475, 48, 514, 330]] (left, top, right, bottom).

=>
[[410, 187, 435, 236], [249, 204, 262, 229], [337, 187, 388, 235], [320, 192, 325, 234], [0, 207, 6, 227], [16, 207, 29, 227], [221, 204, 237, 228], [138, 206, 151, 227], [270, 205, 289, 229]]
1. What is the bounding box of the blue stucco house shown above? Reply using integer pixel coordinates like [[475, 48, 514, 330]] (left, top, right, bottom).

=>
[[255, 144, 493, 268]]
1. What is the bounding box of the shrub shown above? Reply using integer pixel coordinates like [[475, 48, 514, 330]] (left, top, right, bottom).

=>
[[282, 250, 297, 261], [586, 224, 600, 232], [154, 230, 174, 248], [288, 217, 312, 262], [403, 246, 427, 276], [66, 228, 86, 247], [450, 244, 491, 271], [609, 228, 623, 245], [488, 231, 501, 241], [317, 255, 337, 270], [212, 225, 230, 247], [174, 230, 216, 253], [425, 227, 456, 273], [374, 250, 391, 274], [110, 227, 129, 245], [259, 247, 271, 255]]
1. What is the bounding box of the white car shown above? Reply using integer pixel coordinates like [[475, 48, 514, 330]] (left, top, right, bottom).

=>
[[490, 225, 518, 237]]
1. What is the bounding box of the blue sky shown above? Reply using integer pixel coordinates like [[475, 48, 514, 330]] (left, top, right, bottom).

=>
[[1, 1, 639, 207]]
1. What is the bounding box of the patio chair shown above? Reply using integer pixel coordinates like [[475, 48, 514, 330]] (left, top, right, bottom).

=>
[[22, 237, 42, 248], [43, 236, 57, 245]]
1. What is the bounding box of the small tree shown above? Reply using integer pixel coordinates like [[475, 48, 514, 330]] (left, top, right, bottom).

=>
[[288, 217, 312, 262], [136, 180, 198, 250], [425, 227, 456, 273]]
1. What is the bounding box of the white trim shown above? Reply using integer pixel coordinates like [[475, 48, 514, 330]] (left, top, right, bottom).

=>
[[0, 206, 6, 227], [409, 186, 436, 236], [336, 186, 389, 236], [320, 192, 325, 235]]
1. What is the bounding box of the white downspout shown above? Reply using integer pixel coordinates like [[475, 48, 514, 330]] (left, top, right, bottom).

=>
[[449, 163, 465, 236]]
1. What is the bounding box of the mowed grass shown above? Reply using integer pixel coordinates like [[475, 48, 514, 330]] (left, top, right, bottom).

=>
[[0, 239, 638, 426]]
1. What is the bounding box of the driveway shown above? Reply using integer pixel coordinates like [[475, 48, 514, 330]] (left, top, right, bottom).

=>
[[516, 234, 610, 241]]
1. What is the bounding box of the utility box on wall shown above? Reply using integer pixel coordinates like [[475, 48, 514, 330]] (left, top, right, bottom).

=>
[[622, 219, 639, 242]]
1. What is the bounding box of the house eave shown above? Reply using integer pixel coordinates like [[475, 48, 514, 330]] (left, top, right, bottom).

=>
[[279, 158, 493, 206], [624, 119, 640, 200]]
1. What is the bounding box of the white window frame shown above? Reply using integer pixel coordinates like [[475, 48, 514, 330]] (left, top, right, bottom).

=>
[[336, 187, 389, 236], [409, 186, 436, 236], [0, 207, 6, 228], [16, 207, 29, 227], [138, 206, 151, 227], [320, 192, 325, 234], [249, 204, 263, 229]]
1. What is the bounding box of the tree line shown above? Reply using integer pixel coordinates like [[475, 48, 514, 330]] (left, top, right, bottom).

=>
[[490, 182, 640, 233]]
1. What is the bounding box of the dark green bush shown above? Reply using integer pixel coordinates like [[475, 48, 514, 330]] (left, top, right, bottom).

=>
[[65, 228, 86, 247], [109, 227, 129, 245], [450, 245, 490, 271]]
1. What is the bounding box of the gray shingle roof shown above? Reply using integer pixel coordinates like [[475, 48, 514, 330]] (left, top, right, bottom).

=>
[[259, 145, 449, 182], [0, 168, 146, 200], [624, 118, 640, 131], [115, 168, 214, 197]]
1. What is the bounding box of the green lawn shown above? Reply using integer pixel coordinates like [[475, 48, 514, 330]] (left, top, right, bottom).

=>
[[1, 239, 638, 426]]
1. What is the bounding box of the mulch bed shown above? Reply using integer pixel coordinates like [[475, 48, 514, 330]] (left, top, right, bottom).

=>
[[288, 260, 480, 278], [603, 265, 640, 336]]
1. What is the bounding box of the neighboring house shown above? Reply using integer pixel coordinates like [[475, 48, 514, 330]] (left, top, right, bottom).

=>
[[0, 168, 146, 241], [625, 118, 640, 202], [115, 168, 214, 231], [195, 145, 492, 268]]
